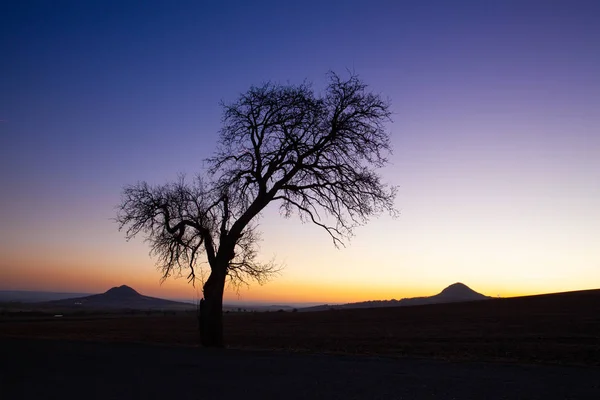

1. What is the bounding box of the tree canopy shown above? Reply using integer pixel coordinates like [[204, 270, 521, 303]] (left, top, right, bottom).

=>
[[116, 72, 397, 346]]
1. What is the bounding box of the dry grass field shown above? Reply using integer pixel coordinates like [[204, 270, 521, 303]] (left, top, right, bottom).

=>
[[2, 289, 599, 366]]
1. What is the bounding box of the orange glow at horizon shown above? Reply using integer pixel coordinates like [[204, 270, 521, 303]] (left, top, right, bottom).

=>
[[1, 169, 599, 305], [3, 252, 597, 304]]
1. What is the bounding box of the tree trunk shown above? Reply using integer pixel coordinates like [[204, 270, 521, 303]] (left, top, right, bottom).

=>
[[198, 267, 227, 347]]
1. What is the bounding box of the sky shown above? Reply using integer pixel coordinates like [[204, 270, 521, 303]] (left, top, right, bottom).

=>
[[1, 0, 599, 304]]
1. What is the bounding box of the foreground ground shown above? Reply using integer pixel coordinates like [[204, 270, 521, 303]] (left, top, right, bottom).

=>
[[2, 338, 600, 400], [2, 289, 599, 366]]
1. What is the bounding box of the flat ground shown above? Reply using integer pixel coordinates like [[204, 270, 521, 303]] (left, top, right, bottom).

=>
[[2, 338, 600, 400], [1, 290, 599, 399], [2, 289, 599, 366]]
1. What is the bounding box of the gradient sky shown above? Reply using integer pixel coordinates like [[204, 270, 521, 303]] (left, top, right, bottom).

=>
[[1, 0, 599, 304]]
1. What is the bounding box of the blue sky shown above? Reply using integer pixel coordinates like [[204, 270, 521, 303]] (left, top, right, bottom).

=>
[[1, 1, 599, 302]]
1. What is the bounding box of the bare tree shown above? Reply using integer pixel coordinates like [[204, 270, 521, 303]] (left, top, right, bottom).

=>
[[116, 72, 397, 347]]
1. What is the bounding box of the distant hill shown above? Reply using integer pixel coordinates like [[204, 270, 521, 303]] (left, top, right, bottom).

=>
[[0, 290, 92, 303], [41, 285, 196, 311], [430, 282, 490, 302], [301, 283, 491, 312]]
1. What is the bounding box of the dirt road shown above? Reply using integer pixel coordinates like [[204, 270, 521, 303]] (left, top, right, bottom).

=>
[[2, 338, 599, 399]]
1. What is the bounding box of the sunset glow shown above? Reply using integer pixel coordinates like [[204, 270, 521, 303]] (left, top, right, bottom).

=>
[[1, 1, 599, 304]]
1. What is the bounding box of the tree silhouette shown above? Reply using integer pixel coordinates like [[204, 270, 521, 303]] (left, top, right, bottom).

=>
[[116, 72, 397, 347]]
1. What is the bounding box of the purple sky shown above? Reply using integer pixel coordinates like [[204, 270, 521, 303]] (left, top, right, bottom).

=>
[[1, 1, 599, 302]]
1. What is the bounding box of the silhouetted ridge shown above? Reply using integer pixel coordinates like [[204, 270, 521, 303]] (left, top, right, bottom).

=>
[[435, 282, 486, 300], [300, 282, 491, 311], [40, 285, 194, 310], [104, 285, 139, 298]]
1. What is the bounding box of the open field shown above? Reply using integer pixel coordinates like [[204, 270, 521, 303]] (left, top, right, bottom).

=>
[[2, 289, 599, 366], [3, 338, 600, 400]]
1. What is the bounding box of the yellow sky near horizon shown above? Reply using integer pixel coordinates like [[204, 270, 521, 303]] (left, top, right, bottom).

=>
[[2, 187, 599, 304], [2, 205, 597, 304], [3, 258, 595, 304]]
